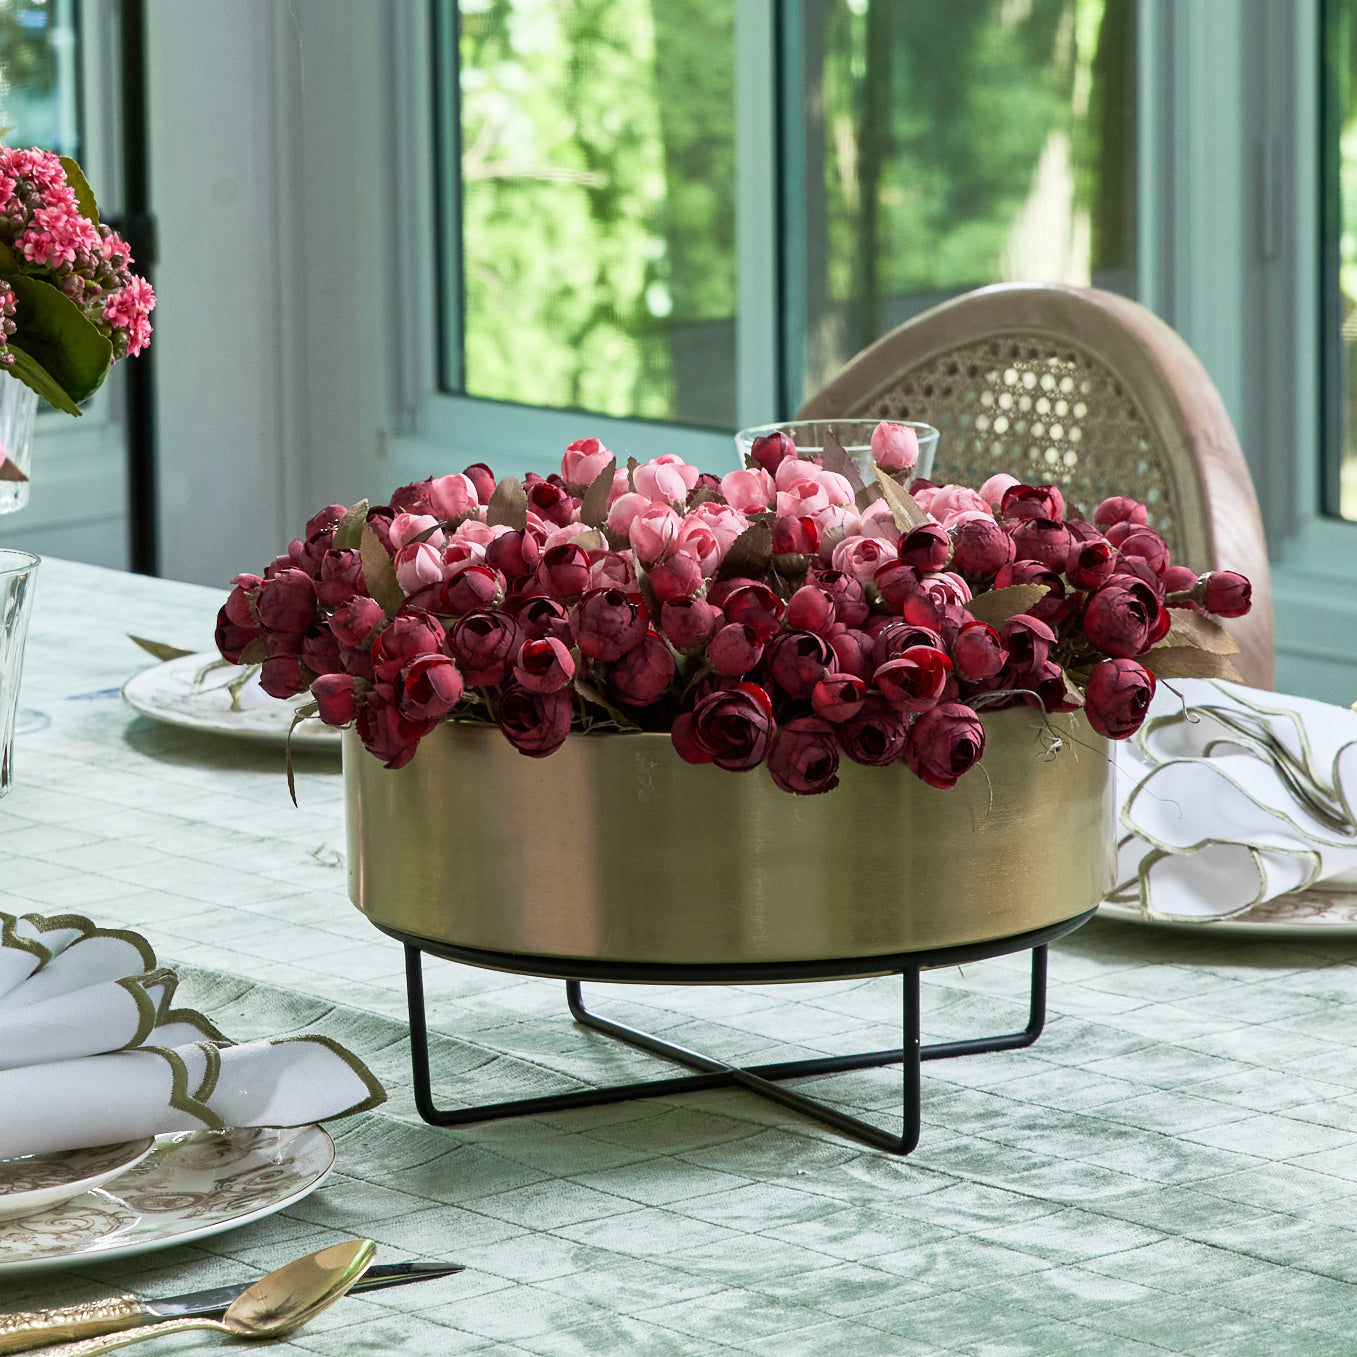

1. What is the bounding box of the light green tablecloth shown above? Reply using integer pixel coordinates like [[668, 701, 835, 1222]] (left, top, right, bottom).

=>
[[5, 557, 1357, 1354]]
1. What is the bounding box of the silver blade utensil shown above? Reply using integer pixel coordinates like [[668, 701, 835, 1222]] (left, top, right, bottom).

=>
[[0, 1262, 464, 1354]]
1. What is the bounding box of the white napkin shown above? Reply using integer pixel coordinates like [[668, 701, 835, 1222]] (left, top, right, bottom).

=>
[[1109, 679, 1357, 921], [0, 912, 384, 1157]]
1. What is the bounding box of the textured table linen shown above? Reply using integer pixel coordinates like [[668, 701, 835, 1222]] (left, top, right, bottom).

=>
[[4, 558, 1357, 1354]]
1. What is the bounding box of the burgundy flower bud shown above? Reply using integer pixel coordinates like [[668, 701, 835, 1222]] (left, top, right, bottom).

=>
[[1085, 658, 1156, 738], [1009, 518, 1072, 572], [224, 575, 261, 627], [786, 585, 835, 635], [215, 610, 259, 665], [1104, 520, 1135, 548], [904, 703, 986, 789], [1001, 483, 1065, 522], [826, 625, 874, 679], [811, 673, 868, 722], [388, 480, 434, 514], [1065, 537, 1117, 591], [329, 595, 386, 649], [1162, 564, 1199, 595], [709, 622, 764, 676], [311, 673, 360, 726], [536, 543, 593, 598], [485, 529, 541, 580], [438, 564, 505, 616], [768, 717, 841, 795], [526, 480, 577, 527], [874, 559, 923, 612], [397, 654, 465, 721], [609, 630, 676, 706], [1113, 555, 1166, 599], [301, 625, 342, 677], [660, 597, 719, 651], [874, 647, 952, 712], [1027, 660, 1080, 712], [873, 620, 943, 669], [450, 610, 523, 686], [259, 654, 308, 700], [372, 611, 447, 683], [948, 515, 1015, 577], [1117, 526, 1170, 577], [512, 636, 575, 694], [363, 508, 397, 554], [464, 462, 496, 503], [305, 503, 348, 544], [999, 614, 1056, 676], [1063, 518, 1102, 545], [497, 684, 573, 758], [952, 620, 1007, 683], [810, 568, 870, 627], [357, 683, 436, 769], [721, 583, 785, 642], [648, 552, 704, 603], [772, 515, 820, 555], [993, 559, 1068, 625], [256, 568, 317, 635], [898, 523, 951, 572], [1094, 496, 1149, 530], [1197, 570, 1252, 618], [838, 695, 910, 767], [749, 430, 797, 475], [571, 588, 648, 661], [314, 549, 367, 607], [1084, 575, 1162, 658], [512, 595, 572, 643], [769, 631, 833, 699], [675, 683, 776, 771]]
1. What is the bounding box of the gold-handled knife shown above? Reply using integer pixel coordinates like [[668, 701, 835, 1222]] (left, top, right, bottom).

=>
[[0, 1261, 464, 1354]]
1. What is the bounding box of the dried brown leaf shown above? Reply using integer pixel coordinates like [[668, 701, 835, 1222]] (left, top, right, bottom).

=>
[[1159, 609, 1240, 656], [360, 523, 404, 614], [486, 475, 528, 530], [872, 465, 928, 532], [715, 520, 773, 582], [0, 460, 27, 483], [820, 433, 865, 495], [580, 458, 617, 528], [1142, 647, 1244, 681], [964, 584, 1050, 627], [128, 635, 196, 662]]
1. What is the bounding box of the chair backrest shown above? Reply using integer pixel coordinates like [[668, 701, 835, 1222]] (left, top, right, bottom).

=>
[[798, 282, 1275, 689]]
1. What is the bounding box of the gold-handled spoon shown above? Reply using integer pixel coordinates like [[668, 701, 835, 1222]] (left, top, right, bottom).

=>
[[32, 1238, 375, 1356]]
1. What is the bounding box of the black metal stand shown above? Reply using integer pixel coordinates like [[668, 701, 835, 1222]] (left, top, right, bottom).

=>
[[389, 907, 1093, 1155]]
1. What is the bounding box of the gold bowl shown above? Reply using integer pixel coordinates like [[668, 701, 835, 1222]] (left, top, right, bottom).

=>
[[345, 706, 1115, 970]]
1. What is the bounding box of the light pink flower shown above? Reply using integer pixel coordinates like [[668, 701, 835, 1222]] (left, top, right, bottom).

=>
[[684, 501, 749, 553], [858, 498, 901, 543], [927, 485, 992, 525], [394, 541, 446, 596], [561, 436, 614, 488], [673, 521, 722, 576], [428, 473, 480, 520], [920, 571, 972, 607], [812, 469, 855, 507], [388, 512, 444, 550], [871, 422, 919, 470], [777, 478, 830, 519], [441, 539, 487, 576], [830, 535, 898, 582], [629, 502, 682, 565], [978, 473, 1022, 512], [775, 454, 819, 493], [452, 519, 502, 547], [810, 503, 861, 543], [590, 550, 638, 591], [634, 457, 695, 504], [607, 491, 652, 538], [719, 467, 774, 514]]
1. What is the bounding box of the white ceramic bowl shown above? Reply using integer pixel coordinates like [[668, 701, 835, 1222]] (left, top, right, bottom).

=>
[[0, 1139, 156, 1223]]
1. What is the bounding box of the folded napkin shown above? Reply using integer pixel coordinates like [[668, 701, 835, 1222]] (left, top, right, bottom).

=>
[[1109, 679, 1357, 922], [0, 912, 384, 1157]]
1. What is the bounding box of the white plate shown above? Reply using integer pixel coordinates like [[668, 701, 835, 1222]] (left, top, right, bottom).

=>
[[122, 653, 339, 749], [0, 1125, 335, 1275], [0, 1140, 155, 1223], [1098, 883, 1357, 938]]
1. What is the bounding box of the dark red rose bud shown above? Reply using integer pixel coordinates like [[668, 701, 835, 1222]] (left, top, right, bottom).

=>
[[389, 480, 434, 514], [338, 643, 375, 682], [1063, 518, 1102, 545], [768, 717, 841, 795], [1084, 576, 1161, 658], [1104, 520, 1134, 548], [397, 653, 465, 721], [609, 630, 676, 706], [873, 620, 943, 669], [315, 549, 367, 607], [497, 684, 573, 758], [1027, 660, 1081, 712], [256, 568, 317, 635], [259, 654, 308, 700], [512, 595, 572, 643], [1197, 571, 1252, 618], [749, 430, 797, 475], [485, 529, 541, 580], [769, 631, 833, 699], [952, 620, 1007, 682], [1009, 518, 1072, 572], [999, 614, 1056, 675], [811, 673, 869, 722], [439, 565, 505, 616], [1085, 658, 1157, 739], [357, 683, 436, 769], [526, 480, 577, 527], [874, 647, 952, 712], [648, 552, 704, 603], [682, 683, 776, 771], [513, 636, 575, 693], [810, 568, 870, 627], [874, 559, 923, 612], [772, 515, 820, 555], [722, 583, 785, 641], [224, 575, 261, 627], [949, 515, 1015, 577], [786, 585, 836, 635], [215, 610, 259, 665], [898, 522, 951, 571], [671, 712, 713, 764], [363, 508, 397, 554], [709, 622, 764, 676], [571, 588, 648, 661], [305, 503, 348, 542], [1117, 526, 1170, 576], [826, 625, 874, 678], [301, 625, 342, 677], [1001, 483, 1065, 522], [1094, 496, 1149, 530], [1162, 564, 1199, 595], [311, 673, 360, 726], [904, 703, 986, 789], [450, 610, 523, 686], [1065, 537, 1117, 591], [464, 462, 496, 504], [1114, 555, 1166, 598], [372, 611, 447, 683], [838, 695, 910, 766], [993, 559, 1068, 625], [536, 543, 593, 598], [329, 595, 386, 649], [660, 597, 720, 650]]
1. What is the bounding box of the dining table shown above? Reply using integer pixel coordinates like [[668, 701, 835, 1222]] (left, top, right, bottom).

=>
[[5, 555, 1357, 1355]]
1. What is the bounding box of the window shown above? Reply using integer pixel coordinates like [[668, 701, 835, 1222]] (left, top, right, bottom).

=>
[[0, 0, 81, 157]]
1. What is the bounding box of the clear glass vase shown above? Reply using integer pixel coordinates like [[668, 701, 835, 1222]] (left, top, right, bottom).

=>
[[0, 374, 37, 516], [0, 549, 40, 797]]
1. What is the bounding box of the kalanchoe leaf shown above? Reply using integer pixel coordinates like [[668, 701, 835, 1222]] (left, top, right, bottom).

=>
[[871, 465, 928, 532], [715, 520, 773, 582], [0, 241, 17, 271], [332, 499, 369, 551], [486, 475, 528, 530], [821, 433, 866, 495], [579, 458, 617, 528], [0, 461, 27, 483], [59, 156, 101, 225], [360, 523, 404, 614], [1156, 611, 1240, 656], [6, 273, 114, 411], [1142, 646, 1244, 682], [964, 584, 1050, 627]]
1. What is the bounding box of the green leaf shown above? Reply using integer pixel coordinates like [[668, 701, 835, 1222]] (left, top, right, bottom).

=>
[[59, 156, 101, 226], [360, 523, 404, 614], [0, 241, 16, 271], [486, 475, 528, 530], [332, 499, 369, 551], [6, 273, 113, 411]]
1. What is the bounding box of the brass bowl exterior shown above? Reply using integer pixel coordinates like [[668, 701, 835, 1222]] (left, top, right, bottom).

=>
[[345, 708, 1115, 967]]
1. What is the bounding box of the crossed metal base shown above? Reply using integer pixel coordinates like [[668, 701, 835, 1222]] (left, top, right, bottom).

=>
[[391, 908, 1094, 1155]]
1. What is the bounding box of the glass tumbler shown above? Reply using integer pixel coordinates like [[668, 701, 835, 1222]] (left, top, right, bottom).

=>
[[0, 550, 40, 797]]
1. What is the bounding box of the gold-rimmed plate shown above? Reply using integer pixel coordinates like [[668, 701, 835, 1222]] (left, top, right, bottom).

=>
[[0, 1140, 155, 1224], [1098, 882, 1357, 937]]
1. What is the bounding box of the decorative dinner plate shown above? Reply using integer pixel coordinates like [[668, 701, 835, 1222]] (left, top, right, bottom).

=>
[[1098, 883, 1357, 938], [0, 1125, 335, 1275], [0, 1140, 155, 1223], [121, 653, 339, 749]]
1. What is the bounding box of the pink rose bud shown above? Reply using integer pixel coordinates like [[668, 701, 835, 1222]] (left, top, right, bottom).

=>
[[674, 683, 776, 771], [633, 459, 693, 505], [439, 563, 506, 615], [1117, 526, 1170, 576], [769, 631, 833, 699], [485, 528, 541, 580], [329, 595, 385, 649], [904, 702, 986, 789], [371, 611, 447, 683], [810, 569, 870, 627], [629, 502, 682, 566], [660, 597, 719, 650], [311, 673, 360, 726], [609, 629, 676, 706], [561, 436, 614, 489], [977, 472, 1021, 511], [749, 430, 797, 475], [870, 421, 919, 471], [256, 568, 317, 635], [897, 523, 950, 572], [874, 647, 952, 713], [357, 684, 436, 769], [571, 588, 648, 661], [527, 480, 577, 528], [394, 541, 445, 597], [513, 636, 575, 693], [831, 534, 897, 584], [1001, 483, 1065, 523], [463, 463, 496, 503], [512, 595, 573, 642], [722, 583, 785, 641], [786, 585, 835, 634], [999, 614, 1056, 676], [1083, 576, 1161, 658], [1085, 658, 1157, 739], [536, 543, 593, 598], [1094, 496, 1149, 529], [811, 673, 868, 722], [1196, 570, 1252, 618], [768, 717, 841, 795], [952, 620, 1007, 683], [428, 472, 480, 521], [397, 653, 465, 721], [949, 514, 1015, 577], [1065, 537, 1117, 591], [450, 610, 523, 686], [497, 684, 573, 758], [709, 622, 764, 676], [648, 552, 704, 603], [772, 514, 820, 556], [838, 695, 910, 766], [1009, 519, 1072, 573], [719, 467, 775, 514]]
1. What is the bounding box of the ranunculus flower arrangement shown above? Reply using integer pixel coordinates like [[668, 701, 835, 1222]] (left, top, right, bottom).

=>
[[217, 429, 1252, 795]]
